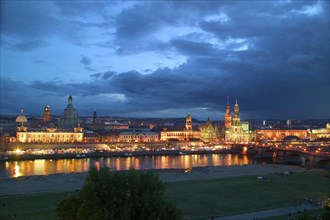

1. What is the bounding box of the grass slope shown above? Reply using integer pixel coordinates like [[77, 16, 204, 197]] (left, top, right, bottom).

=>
[[0, 172, 329, 220]]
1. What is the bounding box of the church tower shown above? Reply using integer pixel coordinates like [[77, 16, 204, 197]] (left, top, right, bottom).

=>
[[185, 113, 192, 130], [59, 95, 79, 130], [43, 105, 51, 123], [93, 110, 97, 124], [225, 96, 232, 128], [232, 99, 241, 126]]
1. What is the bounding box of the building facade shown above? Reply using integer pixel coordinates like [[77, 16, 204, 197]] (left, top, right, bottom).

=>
[[160, 113, 201, 141], [199, 117, 219, 142], [16, 127, 84, 143], [309, 123, 330, 140], [256, 129, 308, 141], [15, 102, 84, 144], [119, 131, 158, 142], [225, 99, 256, 142]]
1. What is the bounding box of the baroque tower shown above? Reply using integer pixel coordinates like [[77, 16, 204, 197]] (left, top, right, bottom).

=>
[[232, 99, 241, 126], [225, 96, 232, 128], [43, 105, 51, 123], [185, 113, 192, 130], [59, 95, 79, 130]]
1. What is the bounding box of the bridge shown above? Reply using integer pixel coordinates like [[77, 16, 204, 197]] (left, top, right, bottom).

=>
[[247, 145, 330, 166]]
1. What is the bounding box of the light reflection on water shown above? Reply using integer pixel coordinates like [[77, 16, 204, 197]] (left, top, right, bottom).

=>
[[0, 154, 253, 178]]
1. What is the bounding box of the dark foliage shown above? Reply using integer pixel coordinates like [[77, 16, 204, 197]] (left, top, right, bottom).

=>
[[57, 167, 182, 220]]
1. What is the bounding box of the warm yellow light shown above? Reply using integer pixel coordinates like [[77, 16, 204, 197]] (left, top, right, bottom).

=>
[[14, 148, 22, 155]]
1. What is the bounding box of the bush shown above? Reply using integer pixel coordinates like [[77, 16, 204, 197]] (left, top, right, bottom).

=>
[[57, 167, 182, 220]]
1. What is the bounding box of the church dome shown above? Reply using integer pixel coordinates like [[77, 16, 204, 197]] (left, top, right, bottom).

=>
[[59, 95, 79, 130], [16, 109, 27, 123]]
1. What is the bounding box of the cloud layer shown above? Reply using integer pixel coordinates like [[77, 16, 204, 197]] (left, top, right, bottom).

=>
[[1, 1, 329, 120]]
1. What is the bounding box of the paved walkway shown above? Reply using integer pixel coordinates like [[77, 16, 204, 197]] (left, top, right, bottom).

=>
[[215, 203, 321, 220]]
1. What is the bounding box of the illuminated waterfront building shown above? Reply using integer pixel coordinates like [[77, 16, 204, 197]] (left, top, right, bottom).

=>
[[309, 123, 330, 140], [58, 95, 79, 130], [15, 98, 84, 143], [43, 105, 51, 123], [256, 129, 308, 141], [119, 131, 158, 142], [160, 113, 201, 141], [16, 126, 84, 143], [225, 99, 256, 142], [16, 109, 28, 132], [199, 117, 219, 142]]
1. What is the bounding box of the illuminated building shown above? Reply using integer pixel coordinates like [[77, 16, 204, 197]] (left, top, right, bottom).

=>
[[256, 129, 308, 141], [119, 131, 158, 142], [199, 117, 219, 142], [15, 99, 84, 143], [160, 113, 201, 141], [16, 109, 28, 129], [59, 95, 79, 130], [43, 105, 51, 123], [16, 126, 84, 143], [309, 123, 330, 140], [224, 96, 232, 129], [185, 113, 192, 130], [225, 99, 256, 142]]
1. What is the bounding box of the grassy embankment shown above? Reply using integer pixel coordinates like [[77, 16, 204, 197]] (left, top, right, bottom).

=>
[[0, 172, 329, 220]]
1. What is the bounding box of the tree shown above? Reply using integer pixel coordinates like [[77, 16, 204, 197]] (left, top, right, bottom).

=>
[[57, 167, 182, 220], [323, 195, 330, 220]]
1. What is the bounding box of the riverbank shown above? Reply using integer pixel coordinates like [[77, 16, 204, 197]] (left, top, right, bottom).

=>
[[0, 164, 322, 196], [0, 149, 237, 161]]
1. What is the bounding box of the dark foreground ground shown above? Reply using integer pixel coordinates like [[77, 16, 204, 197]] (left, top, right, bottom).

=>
[[0, 165, 329, 219]]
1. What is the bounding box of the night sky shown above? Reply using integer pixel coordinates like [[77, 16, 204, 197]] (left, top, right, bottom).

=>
[[1, 1, 329, 120]]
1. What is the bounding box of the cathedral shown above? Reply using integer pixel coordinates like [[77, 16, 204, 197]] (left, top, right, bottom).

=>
[[199, 117, 219, 142], [58, 95, 79, 130], [224, 98, 255, 142]]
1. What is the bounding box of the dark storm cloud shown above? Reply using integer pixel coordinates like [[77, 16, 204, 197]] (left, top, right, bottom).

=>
[[170, 40, 217, 56], [102, 71, 117, 80], [1, 1, 329, 119], [84, 66, 97, 72], [14, 40, 47, 52], [80, 55, 92, 66], [90, 71, 117, 80], [0, 1, 112, 51], [0, 1, 57, 51]]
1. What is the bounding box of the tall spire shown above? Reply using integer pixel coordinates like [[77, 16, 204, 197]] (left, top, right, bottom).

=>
[[233, 98, 240, 125], [225, 96, 232, 129]]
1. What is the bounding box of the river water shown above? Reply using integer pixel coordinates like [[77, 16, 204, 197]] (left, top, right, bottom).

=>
[[0, 154, 264, 178]]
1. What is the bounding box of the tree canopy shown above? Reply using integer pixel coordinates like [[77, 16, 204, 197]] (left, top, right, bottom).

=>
[[57, 167, 182, 220]]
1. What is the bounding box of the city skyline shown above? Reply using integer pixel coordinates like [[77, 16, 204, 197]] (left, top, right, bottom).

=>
[[1, 1, 329, 120]]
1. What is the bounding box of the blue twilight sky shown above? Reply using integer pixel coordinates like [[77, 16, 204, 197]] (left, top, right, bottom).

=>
[[0, 0, 329, 120]]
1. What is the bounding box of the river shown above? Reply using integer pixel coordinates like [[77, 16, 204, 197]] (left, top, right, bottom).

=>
[[0, 154, 266, 178]]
